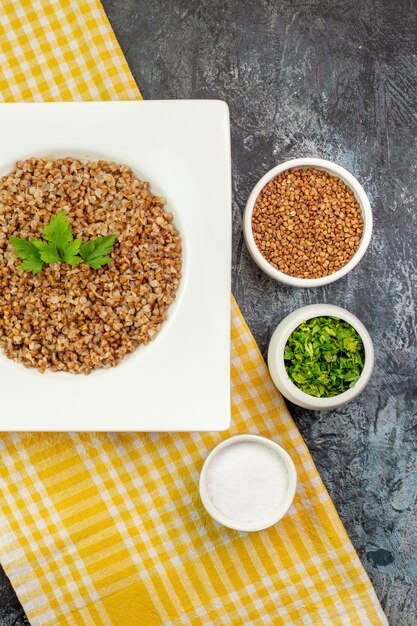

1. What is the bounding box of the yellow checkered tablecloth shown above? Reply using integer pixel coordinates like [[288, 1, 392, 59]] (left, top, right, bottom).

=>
[[0, 1, 387, 625]]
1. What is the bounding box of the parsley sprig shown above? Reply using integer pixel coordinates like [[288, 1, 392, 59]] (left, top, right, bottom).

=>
[[284, 316, 365, 398], [10, 211, 116, 274]]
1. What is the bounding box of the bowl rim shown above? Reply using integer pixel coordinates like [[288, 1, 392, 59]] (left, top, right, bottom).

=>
[[243, 157, 373, 287], [199, 433, 297, 532], [267, 304, 374, 409]]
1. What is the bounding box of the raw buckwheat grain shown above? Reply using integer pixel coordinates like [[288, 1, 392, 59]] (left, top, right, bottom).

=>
[[251, 168, 364, 279]]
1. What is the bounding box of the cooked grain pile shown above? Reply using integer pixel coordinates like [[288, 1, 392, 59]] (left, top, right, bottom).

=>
[[0, 157, 182, 374]]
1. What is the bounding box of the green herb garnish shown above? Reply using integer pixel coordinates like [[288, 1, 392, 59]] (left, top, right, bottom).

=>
[[284, 316, 365, 398], [9, 237, 45, 275], [10, 211, 116, 274], [79, 235, 117, 269]]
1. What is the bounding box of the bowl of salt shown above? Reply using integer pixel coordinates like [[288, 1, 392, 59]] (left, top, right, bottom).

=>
[[199, 434, 297, 532]]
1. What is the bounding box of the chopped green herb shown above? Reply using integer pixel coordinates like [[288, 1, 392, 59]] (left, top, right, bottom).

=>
[[10, 211, 116, 274], [284, 316, 365, 398]]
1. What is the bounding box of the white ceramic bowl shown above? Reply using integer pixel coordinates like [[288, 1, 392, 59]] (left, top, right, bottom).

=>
[[267, 304, 374, 410], [243, 157, 373, 287], [199, 434, 297, 532]]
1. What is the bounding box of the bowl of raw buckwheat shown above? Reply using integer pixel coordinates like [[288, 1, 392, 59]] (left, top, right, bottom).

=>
[[243, 158, 372, 288]]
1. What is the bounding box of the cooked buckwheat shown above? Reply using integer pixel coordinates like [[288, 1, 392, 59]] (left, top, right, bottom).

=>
[[0, 157, 182, 374]]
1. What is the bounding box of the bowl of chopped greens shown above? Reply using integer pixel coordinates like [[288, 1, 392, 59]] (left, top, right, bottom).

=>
[[267, 304, 374, 410]]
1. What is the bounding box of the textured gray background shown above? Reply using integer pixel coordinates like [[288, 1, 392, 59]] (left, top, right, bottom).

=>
[[1, 0, 416, 624]]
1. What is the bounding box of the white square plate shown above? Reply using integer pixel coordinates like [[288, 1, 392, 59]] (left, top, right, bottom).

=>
[[0, 101, 231, 431]]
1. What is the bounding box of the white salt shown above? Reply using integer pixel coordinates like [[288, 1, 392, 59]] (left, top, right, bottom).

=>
[[205, 441, 289, 525]]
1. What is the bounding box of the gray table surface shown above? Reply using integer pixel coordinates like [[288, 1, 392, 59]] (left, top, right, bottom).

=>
[[1, 1, 416, 624]]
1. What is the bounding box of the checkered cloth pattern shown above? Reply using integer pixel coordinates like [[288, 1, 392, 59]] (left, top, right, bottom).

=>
[[0, 1, 387, 625]]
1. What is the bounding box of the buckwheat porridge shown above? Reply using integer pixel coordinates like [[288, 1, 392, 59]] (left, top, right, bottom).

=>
[[0, 157, 182, 374]]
